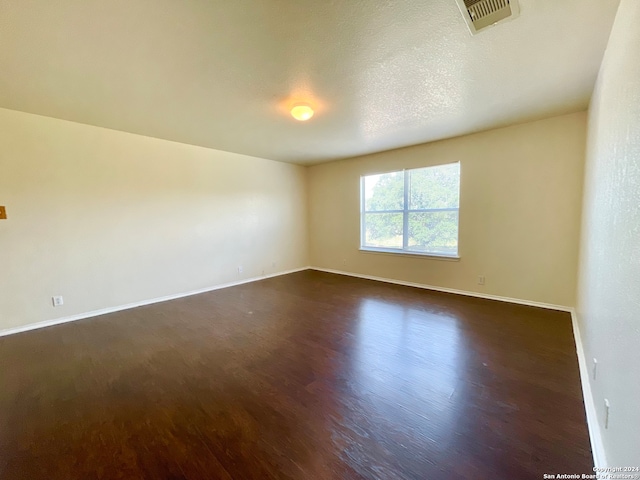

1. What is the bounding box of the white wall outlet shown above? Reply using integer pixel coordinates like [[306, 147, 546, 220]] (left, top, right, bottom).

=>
[[604, 399, 610, 429], [478, 275, 486, 285], [237, 265, 243, 274], [271, 261, 276, 268], [52, 296, 64, 307], [593, 358, 598, 381]]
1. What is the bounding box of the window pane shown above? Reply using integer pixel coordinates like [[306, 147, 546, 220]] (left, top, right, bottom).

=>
[[407, 211, 458, 255], [363, 171, 404, 211], [409, 163, 460, 210], [364, 212, 403, 249]]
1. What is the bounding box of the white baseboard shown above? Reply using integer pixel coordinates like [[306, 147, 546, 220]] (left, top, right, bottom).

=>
[[310, 267, 572, 312], [571, 309, 607, 468], [0, 267, 310, 338]]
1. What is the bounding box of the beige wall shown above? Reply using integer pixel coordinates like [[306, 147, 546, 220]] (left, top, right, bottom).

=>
[[0, 108, 588, 330], [577, 0, 640, 466], [0, 108, 308, 331], [308, 112, 586, 307]]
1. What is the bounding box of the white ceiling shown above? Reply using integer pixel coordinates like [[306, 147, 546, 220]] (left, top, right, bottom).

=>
[[0, 0, 620, 165]]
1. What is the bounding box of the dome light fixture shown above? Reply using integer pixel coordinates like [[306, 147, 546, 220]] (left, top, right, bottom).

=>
[[290, 104, 314, 121]]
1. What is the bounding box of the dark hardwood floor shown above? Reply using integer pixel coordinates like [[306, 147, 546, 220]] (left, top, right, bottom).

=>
[[0, 270, 592, 479]]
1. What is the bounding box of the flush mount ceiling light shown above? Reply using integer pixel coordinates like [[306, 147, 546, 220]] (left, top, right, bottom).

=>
[[290, 104, 314, 121]]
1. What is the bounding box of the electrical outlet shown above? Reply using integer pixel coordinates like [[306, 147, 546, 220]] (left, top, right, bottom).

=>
[[237, 265, 243, 274], [477, 275, 486, 285], [604, 399, 610, 429], [52, 296, 64, 307], [593, 358, 598, 381], [271, 261, 276, 268]]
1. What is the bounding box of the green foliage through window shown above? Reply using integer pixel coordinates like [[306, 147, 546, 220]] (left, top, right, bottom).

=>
[[361, 163, 460, 256]]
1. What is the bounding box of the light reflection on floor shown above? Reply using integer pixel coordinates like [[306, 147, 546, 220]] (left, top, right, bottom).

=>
[[347, 297, 467, 449]]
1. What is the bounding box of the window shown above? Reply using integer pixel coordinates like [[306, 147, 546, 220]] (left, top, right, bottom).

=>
[[360, 162, 460, 257]]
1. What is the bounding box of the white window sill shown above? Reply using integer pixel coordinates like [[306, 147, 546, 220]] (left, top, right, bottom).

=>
[[359, 247, 460, 261]]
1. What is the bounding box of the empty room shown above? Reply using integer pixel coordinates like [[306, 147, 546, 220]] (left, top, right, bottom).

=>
[[1, 0, 639, 479]]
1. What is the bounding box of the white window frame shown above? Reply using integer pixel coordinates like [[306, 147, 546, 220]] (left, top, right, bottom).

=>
[[359, 163, 460, 259]]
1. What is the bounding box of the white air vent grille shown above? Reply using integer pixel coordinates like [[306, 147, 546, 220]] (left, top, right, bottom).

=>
[[466, 0, 509, 21], [456, 0, 519, 34]]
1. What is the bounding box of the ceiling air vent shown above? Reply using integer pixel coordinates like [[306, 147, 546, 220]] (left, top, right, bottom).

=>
[[455, 0, 520, 34]]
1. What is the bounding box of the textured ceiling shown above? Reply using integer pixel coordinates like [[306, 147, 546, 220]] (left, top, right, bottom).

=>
[[0, 0, 620, 164]]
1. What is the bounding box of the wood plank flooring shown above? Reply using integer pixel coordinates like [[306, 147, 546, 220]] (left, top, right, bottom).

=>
[[0, 270, 592, 479]]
